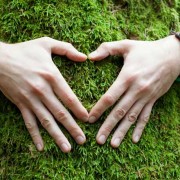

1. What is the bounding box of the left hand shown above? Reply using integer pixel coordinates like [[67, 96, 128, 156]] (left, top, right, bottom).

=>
[[88, 35, 180, 148], [0, 37, 88, 152]]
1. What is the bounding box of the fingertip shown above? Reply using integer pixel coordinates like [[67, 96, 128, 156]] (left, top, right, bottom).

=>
[[60, 143, 71, 153], [82, 115, 89, 122], [132, 135, 140, 144], [88, 116, 97, 123], [110, 142, 119, 149], [88, 51, 98, 61], [76, 135, 86, 145], [76, 108, 89, 122], [81, 109, 89, 122], [63, 148, 71, 153], [67, 51, 87, 62], [110, 137, 121, 148], [96, 134, 106, 145], [78, 52, 88, 61], [36, 142, 44, 151]]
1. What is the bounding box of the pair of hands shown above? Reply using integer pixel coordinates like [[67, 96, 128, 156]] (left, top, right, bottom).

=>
[[0, 36, 179, 153]]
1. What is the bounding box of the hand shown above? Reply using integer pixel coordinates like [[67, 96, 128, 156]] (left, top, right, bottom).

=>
[[0, 37, 88, 152], [88, 35, 180, 148]]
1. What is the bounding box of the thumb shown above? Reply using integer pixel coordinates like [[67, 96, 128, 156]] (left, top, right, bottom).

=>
[[88, 40, 132, 61], [43, 37, 87, 62]]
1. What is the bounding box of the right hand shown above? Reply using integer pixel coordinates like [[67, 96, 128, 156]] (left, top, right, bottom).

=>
[[0, 37, 88, 152], [88, 36, 180, 147]]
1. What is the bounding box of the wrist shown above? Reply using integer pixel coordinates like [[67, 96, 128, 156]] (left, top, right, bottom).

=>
[[160, 35, 180, 76], [0, 42, 10, 61], [0, 42, 4, 64], [168, 35, 180, 74], [0, 42, 7, 58], [0, 42, 11, 76]]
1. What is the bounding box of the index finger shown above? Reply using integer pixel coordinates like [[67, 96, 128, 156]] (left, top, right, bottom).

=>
[[88, 70, 130, 123], [49, 71, 89, 122]]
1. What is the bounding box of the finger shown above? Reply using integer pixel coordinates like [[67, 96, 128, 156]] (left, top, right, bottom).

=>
[[43, 37, 87, 62], [96, 92, 137, 145], [89, 71, 130, 123], [50, 73, 89, 122], [20, 106, 44, 151], [30, 99, 71, 153], [37, 67, 88, 122], [40, 89, 86, 145], [110, 99, 147, 148], [88, 40, 133, 61], [132, 100, 155, 143]]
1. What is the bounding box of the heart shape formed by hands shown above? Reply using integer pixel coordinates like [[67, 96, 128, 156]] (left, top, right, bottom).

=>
[[0, 36, 180, 152]]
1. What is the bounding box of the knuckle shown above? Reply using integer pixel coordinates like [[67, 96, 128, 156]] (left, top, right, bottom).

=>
[[64, 94, 76, 107], [41, 118, 51, 128], [114, 108, 126, 119], [138, 82, 151, 93], [138, 116, 149, 127], [103, 125, 112, 134], [40, 71, 56, 82], [25, 122, 36, 131], [17, 102, 24, 110], [142, 116, 149, 123], [102, 94, 115, 106], [125, 74, 137, 85], [69, 127, 81, 136], [31, 83, 47, 96], [128, 113, 137, 123], [66, 42, 73, 48], [56, 110, 68, 123], [31, 133, 40, 139], [117, 130, 126, 139], [20, 90, 31, 101], [137, 124, 144, 131]]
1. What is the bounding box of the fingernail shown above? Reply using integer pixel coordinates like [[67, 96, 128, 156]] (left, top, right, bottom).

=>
[[61, 143, 70, 153], [89, 116, 96, 123], [112, 138, 121, 147], [98, 135, 106, 144], [82, 116, 88, 122], [36, 143, 43, 151], [76, 136, 85, 144], [88, 51, 97, 59], [134, 135, 139, 143]]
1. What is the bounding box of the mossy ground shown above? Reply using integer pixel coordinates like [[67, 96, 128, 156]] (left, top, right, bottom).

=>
[[0, 0, 180, 179]]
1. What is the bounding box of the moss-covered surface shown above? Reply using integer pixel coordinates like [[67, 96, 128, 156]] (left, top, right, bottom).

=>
[[0, 0, 180, 179]]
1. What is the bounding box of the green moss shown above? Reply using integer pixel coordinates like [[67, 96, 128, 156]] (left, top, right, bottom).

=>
[[0, 0, 179, 179]]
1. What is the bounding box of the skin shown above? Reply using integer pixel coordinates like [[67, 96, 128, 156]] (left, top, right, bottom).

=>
[[0, 37, 89, 153], [0, 35, 179, 153], [88, 35, 180, 148]]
